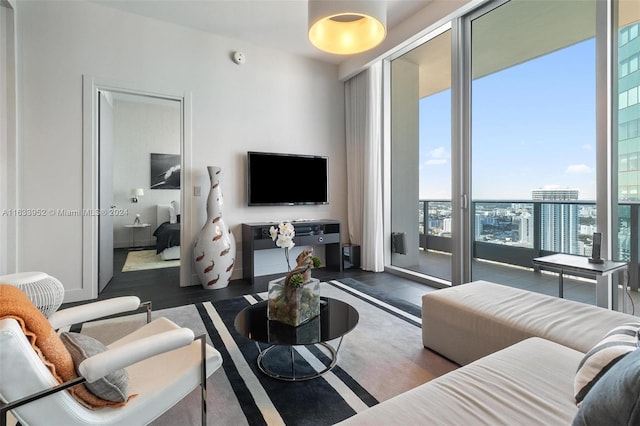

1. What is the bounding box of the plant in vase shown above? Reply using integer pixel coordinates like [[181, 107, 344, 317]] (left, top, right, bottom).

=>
[[267, 222, 322, 326]]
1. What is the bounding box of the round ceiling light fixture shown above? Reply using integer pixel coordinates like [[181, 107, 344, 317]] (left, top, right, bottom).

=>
[[308, 0, 387, 55]]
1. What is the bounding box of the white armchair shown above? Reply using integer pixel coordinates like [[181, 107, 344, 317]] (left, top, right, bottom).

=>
[[0, 293, 222, 426]]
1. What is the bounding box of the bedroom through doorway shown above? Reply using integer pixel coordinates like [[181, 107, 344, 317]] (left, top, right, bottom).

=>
[[98, 90, 182, 292]]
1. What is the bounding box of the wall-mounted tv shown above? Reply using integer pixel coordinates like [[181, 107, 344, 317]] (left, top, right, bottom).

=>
[[247, 151, 329, 206]]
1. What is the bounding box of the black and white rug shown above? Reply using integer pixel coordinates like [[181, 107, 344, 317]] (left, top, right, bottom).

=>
[[73, 280, 457, 425]]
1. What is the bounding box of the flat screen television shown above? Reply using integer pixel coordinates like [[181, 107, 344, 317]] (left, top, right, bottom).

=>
[[247, 151, 328, 206]]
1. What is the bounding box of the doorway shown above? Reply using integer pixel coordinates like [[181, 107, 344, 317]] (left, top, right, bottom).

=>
[[99, 91, 182, 292], [82, 75, 193, 301]]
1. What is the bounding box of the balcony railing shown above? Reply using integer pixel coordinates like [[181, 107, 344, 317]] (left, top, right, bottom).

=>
[[418, 199, 640, 290]]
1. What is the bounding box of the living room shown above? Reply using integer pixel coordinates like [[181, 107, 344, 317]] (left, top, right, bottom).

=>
[[3, 0, 637, 300], [1, 0, 640, 424]]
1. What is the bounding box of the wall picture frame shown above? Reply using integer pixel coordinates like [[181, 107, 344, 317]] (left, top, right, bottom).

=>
[[150, 153, 181, 189]]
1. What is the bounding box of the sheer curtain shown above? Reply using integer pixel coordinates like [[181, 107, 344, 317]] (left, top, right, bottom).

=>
[[345, 62, 384, 272]]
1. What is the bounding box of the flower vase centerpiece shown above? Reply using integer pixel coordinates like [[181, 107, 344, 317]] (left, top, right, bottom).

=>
[[267, 222, 322, 327]]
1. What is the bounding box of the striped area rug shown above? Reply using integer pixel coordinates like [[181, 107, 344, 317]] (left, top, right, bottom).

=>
[[74, 280, 457, 425]]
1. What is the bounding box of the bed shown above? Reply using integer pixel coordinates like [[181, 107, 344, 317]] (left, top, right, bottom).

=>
[[153, 204, 181, 260]]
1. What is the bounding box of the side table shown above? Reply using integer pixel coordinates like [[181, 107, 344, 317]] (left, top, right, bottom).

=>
[[124, 223, 151, 250], [533, 253, 629, 312]]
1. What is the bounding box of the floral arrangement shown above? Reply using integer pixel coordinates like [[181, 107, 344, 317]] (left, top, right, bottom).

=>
[[269, 222, 296, 270], [269, 222, 321, 283], [268, 222, 322, 326]]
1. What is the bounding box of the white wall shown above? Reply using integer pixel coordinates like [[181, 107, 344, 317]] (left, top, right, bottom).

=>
[[16, 0, 346, 301], [112, 97, 181, 248], [0, 4, 8, 275], [0, 1, 17, 276]]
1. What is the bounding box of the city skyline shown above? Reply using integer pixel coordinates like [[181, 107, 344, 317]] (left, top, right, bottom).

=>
[[419, 38, 597, 201]]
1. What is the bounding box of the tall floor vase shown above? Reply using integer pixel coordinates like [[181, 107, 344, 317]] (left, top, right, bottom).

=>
[[193, 166, 236, 289]]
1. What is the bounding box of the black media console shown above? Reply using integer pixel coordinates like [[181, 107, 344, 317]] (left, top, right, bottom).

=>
[[241, 220, 342, 285]]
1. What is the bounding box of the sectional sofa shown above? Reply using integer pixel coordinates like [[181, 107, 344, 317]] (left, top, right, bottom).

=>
[[340, 280, 640, 425]]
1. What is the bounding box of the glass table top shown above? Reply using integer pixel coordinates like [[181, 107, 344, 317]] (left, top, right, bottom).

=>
[[234, 297, 359, 346]]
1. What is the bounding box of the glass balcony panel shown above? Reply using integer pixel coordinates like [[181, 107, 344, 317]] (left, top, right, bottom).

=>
[[418, 199, 638, 308]]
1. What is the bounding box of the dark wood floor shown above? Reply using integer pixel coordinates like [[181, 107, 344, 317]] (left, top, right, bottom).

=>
[[62, 248, 435, 310]]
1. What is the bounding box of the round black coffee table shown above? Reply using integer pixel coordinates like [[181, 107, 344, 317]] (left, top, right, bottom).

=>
[[234, 297, 359, 381]]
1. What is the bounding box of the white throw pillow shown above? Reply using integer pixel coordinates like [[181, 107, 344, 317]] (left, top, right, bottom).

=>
[[170, 200, 180, 215], [169, 200, 180, 224]]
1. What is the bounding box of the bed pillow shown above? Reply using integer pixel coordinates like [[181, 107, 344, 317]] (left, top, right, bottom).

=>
[[574, 322, 640, 403], [169, 200, 180, 224], [572, 347, 640, 425], [170, 199, 180, 214], [60, 332, 129, 403]]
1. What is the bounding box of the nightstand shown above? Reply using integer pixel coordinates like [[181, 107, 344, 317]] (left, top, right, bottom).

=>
[[124, 223, 151, 250]]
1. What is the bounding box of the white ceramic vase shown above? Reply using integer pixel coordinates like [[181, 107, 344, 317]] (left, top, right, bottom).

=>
[[193, 166, 236, 289]]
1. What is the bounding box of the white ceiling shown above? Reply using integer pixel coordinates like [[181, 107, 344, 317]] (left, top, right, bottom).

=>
[[398, 0, 635, 99], [93, 0, 432, 64]]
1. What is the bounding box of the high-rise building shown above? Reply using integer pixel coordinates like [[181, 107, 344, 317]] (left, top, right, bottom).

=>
[[515, 212, 534, 246], [619, 22, 640, 201], [442, 217, 452, 234], [532, 188, 579, 201], [533, 188, 579, 254]]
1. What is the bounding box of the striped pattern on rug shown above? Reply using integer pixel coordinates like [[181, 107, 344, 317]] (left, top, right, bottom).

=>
[[69, 280, 457, 426]]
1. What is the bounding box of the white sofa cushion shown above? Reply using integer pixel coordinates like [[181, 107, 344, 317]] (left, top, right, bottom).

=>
[[422, 280, 638, 365], [339, 337, 582, 425]]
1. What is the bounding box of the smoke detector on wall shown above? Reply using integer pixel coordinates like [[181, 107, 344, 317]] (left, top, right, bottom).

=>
[[232, 51, 246, 65]]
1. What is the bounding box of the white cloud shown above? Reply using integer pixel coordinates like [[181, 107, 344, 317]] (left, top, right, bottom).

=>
[[424, 146, 449, 166], [425, 159, 447, 166], [581, 144, 592, 151], [429, 147, 447, 158], [566, 164, 592, 174]]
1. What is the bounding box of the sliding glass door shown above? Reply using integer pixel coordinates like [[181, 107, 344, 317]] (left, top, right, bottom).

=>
[[390, 27, 452, 284], [386, 0, 633, 304], [468, 0, 597, 287]]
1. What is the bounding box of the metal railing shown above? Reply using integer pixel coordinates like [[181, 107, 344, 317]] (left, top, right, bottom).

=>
[[418, 199, 640, 290]]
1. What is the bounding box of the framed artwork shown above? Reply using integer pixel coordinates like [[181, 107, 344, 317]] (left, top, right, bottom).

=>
[[150, 153, 181, 189]]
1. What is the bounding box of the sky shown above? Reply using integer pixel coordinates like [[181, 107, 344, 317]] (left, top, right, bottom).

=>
[[419, 38, 597, 201]]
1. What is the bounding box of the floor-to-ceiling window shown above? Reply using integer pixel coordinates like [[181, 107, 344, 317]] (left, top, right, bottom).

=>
[[469, 0, 597, 285], [386, 0, 638, 309], [390, 27, 452, 284]]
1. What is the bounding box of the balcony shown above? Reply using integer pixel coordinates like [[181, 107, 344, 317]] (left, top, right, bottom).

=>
[[412, 200, 640, 315]]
